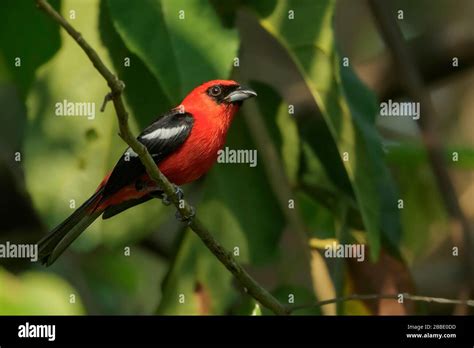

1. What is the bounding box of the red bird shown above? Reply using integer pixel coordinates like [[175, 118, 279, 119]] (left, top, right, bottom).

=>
[[38, 80, 257, 265]]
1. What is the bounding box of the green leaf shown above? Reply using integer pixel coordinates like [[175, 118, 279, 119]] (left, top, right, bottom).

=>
[[25, 0, 167, 256], [107, 0, 239, 103], [98, 1, 172, 128], [0, 0, 61, 96], [252, 81, 300, 185], [299, 142, 364, 231], [0, 267, 84, 315], [339, 64, 401, 251], [252, 0, 401, 258], [297, 190, 336, 240], [0, 0, 62, 193]]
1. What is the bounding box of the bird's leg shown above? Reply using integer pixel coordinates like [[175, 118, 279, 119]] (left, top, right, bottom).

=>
[[175, 206, 196, 225], [157, 185, 194, 224], [160, 192, 171, 206], [160, 184, 184, 206], [174, 185, 185, 201]]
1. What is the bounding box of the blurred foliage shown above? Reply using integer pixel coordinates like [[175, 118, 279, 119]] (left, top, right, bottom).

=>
[[79, 248, 166, 314], [0, 0, 472, 315], [249, 0, 401, 258], [0, 267, 84, 314]]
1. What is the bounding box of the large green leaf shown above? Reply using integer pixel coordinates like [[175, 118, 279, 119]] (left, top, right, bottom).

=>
[[0, 0, 61, 96], [252, 81, 300, 185], [251, 0, 401, 258], [98, 0, 172, 128], [107, 0, 239, 103], [25, 0, 168, 257], [340, 66, 401, 250]]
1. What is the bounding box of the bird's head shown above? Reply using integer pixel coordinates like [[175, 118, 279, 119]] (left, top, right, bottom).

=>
[[180, 80, 257, 123]]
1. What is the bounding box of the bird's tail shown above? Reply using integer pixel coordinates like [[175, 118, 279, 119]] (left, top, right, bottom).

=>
[[38, 188, 104, 266]]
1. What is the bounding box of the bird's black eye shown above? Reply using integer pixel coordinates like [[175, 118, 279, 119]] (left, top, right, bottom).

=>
[[209, 85, 222, 97]]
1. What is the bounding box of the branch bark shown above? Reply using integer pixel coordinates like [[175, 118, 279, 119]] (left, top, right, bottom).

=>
[[35, 0, 288, 315]]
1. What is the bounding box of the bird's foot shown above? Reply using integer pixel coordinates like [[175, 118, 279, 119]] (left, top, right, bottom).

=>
[[175, 206, 196, 225], [174, 185, 184, 201], [161, 185, 184, 206]]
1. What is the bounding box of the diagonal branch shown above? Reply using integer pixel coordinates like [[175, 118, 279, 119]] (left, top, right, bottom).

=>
[[35, 0, 288, 315]]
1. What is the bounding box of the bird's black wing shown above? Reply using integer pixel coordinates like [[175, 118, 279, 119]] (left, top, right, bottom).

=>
[[102, 109, 194, 198]]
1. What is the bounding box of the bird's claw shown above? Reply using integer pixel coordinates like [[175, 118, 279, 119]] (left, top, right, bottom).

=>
[[161, 185, 184, 206], [159, 185, 193, 224], [175, 206, 196, 225]]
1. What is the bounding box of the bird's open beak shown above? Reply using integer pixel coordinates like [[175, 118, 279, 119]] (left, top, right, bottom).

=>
[[224, 86, 257, 103]]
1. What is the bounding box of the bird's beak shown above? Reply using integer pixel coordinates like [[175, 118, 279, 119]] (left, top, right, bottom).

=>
[[224, 86, 257, 103]]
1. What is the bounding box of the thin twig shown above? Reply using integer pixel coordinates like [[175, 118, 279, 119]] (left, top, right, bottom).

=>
[[35, 0, 288, 315], [100, 92, 114, 112], [289, 293, 474, 312]]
